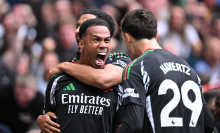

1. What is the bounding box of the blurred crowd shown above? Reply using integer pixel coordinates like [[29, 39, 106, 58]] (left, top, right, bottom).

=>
[[0, 0, 220, 132]]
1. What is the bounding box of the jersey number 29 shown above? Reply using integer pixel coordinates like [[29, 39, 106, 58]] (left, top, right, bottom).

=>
[[158, 79, 202, 127]]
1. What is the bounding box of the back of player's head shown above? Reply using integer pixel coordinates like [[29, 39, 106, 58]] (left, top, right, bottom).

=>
[[203, 89, 220, 106], [79, 18, 110, 39], [121, 9, 157, 40], [82, 9, 115, 37]]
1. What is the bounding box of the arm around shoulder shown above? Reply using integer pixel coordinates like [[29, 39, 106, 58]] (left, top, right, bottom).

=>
[[59, 63, 124, 89]]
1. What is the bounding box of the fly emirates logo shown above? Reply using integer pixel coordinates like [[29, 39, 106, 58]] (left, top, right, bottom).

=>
[[61, 93, 111, 115]]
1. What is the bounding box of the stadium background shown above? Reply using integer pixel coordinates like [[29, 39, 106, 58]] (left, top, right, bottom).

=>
[[0, 0, 220, 132]]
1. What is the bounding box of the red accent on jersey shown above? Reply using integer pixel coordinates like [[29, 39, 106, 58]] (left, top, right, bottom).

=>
[[98, 88, 113, 92], [72, 60, 79, 64], [124, 61, 133, 80]]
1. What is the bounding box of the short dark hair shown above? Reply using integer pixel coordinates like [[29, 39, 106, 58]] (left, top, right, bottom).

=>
[[121, 9, 157, 40], [203, 89, 220, 106], [79, 18, 110, 39], [82, 9, 115, 37]]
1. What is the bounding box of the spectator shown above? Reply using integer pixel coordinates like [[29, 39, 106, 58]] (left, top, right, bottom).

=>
[[54, 0, 72, 19], [0, 73, 44, 133], [160, 5, 203, 66], [15, 52, 31, 75], [211, 15, 220, 38], [194, 35, 220, 84], [36, 52, 60, 96], [55, 17, 78, 62]]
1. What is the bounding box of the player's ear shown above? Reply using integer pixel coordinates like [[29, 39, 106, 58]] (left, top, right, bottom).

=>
[[79, 39, 85, 50], [125, 33, 131, 44], [156, 33, 158, 40]]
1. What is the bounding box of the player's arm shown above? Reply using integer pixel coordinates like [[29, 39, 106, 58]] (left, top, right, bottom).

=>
[[49, 62, 123, 89], [117, 104, 145, 133], [49, 53, 132, 89], [117, 62, 147, 133], [37, 112, 60, 133], [37, 75, 61, 133]]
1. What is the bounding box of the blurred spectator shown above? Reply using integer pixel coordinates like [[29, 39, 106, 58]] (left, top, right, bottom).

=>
[[54, 0, 72, 19], [36, 52, 59, 96], [194, 35, 220, 84], [126, 0, 143, 12], [15, 52, 31, 75], [0, 59, 14, 90], [211, 14, 220, 38], [0, 73, 44, 133], [71, 0, 87, 19], [39, 2, 58, 39], [55, 16, 77, 62], [42, 37, 57, 53], [188, 1, 211, 42], [0, 0, 10, 51], [160, 5, 203, 64], [204, 0, 219, 20]]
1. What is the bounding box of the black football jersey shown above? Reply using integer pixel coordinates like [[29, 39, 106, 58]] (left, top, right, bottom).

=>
[[43, 53, 131, 133], [122, 49, 212, 133]]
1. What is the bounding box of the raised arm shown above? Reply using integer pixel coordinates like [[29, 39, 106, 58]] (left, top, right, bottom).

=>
[[49, 62, 123, 89]]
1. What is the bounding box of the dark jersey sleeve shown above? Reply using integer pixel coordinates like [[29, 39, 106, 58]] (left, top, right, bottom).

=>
[[106, 52, 132, 69], [43, 74, 63, 115], [122, 62, 146, 107], [117, 103, 145, 133], [113, 85, 125, 127]]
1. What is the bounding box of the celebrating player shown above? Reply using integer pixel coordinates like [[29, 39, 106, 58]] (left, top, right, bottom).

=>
[[43, 18, 126, 133], [37, 9, 131, 133], [116, 8, 214, 133]]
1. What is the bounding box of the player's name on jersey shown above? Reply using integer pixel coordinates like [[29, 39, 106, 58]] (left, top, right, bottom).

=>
[[159, 62, 191, 75], [61, 93, 111, 115]]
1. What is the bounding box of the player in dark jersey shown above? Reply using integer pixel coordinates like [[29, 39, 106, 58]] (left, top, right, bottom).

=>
[[117, 9, 214, 133], [37, 9, 132, 133], [43, 19, 130, 133]]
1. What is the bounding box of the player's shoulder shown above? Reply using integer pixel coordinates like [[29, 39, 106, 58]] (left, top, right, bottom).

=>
[[106, 52, 132, 68], [48, 73, 76, 84], [107, 52, 131, 62]]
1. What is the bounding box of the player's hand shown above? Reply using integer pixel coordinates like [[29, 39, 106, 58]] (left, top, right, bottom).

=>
[[48, 64, 63, 80], [37, 112, 60, 133]]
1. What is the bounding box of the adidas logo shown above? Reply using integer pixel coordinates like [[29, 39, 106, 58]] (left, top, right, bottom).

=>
[[63, 83, 75, 91]]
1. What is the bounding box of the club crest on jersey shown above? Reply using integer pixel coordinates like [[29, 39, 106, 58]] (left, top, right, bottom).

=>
[[98, 88, 113, 92], [123, 88, 139, 98]]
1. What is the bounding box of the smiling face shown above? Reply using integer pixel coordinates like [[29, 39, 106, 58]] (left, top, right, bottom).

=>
[[79, 25, 111, 69], [75, 14, 97, 45]]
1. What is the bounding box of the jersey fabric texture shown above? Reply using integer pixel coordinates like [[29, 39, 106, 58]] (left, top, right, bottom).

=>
[[122, 49, 213, 133], [43, 53, 131, 133]]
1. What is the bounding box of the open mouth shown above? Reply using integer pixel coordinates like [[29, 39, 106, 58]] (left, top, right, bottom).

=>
[[96, 52, 106, 66], [76, 34, 80, 44]]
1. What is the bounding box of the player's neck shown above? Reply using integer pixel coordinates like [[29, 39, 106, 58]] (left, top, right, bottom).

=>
[[78, 55, 90, 66], [135, 38, 162, 55]]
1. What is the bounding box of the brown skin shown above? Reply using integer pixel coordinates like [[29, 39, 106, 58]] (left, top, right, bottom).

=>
[[78, 26, 111, 69]]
